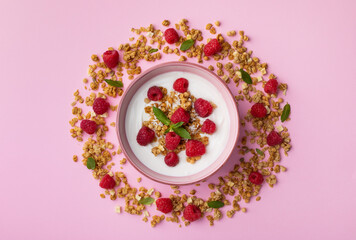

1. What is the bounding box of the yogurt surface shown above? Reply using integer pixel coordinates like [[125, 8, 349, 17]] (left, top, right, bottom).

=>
[[125, 71, 230, 177]]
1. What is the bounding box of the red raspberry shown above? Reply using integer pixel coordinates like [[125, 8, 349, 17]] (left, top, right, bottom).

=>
[[80, 120, 97, 134], [165, 132, 181, 150], [267, 130, 283, 146], [156, 198, 173, 213], [99, 174, 116, 189], [164, 152, 179, 167], [203, 39, 222, 56], [136, 126, 155, 146], [170, 107, 190, 124], [249, 171, 264, 185], [251, 103, 267, 118], [147, 86, 163, 101], [183, 204, 201, 222], [201, 119, 216, 134], [186, 140, 206, 157], [164, 28, 179, 44], [194, 98, 213, 118], [93, 98, 110, 115], [264, 79, 278, 94], [173, 78, 189, 93], [103, 50, 119, 68]]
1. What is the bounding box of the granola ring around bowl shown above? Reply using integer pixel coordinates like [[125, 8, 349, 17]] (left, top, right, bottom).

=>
[[116, 61, 239, 185]]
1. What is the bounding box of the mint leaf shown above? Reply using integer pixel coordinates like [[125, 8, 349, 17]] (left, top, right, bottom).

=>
[[180, 39, 194, 51], [281, 103, 290, 122], [152, 107, 171, 126], [171, 122, 184, 129], [207, 201, 224, 209], [173, 127, 191, 139], [104, 79, 123, 88], [139, 197, 155, 205], [149, 48, 158, 53], [256, 148, 264, 156], [86, 157, 96, 170], [239, 69, 252, 84]]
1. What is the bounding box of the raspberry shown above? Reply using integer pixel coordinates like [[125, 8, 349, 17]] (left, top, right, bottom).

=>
[[170, 107, 190, 124], [249, 171, 264, 185], [194, 98, 213, 118], [250, 103, 267, 118], [267, 130, 283, 146], [80, 120, 97, 134], [186, 140, 206, 157], [103, 50, 119, 68], [173, 78, 189, 93], [156, 198, 173, 213], [201, 119, 216, 134], [99, 174, 116, 189], [164, 28, 179, 44], [93, 98, 110, 115], [203, 39, 221, 56], [147, 86, 163, 101], [183, 204, 201, 222], [136, 126, 155, 146], [264, 79, 278, 94], [164, 152, 179, 167], [165, 132, 181, 150]]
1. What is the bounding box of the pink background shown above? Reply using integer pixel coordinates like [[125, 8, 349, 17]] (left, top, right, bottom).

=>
[[1, 0, 355, 239]]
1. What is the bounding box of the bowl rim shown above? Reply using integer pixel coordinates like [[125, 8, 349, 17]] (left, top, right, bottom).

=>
[[116, 61, 239, 185]]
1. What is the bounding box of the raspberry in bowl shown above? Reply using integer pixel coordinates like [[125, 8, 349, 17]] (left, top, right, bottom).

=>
[[116, 62, 239, 185]]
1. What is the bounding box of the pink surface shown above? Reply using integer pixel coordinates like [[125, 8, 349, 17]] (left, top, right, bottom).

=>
[[0, 0, 355, 239]]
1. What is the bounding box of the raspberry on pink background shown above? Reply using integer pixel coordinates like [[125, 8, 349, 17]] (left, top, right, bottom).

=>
[[99, 174, 116, 189], [103, 50, 119, 68], [93, 98, 110, 115], [164, 28, 179, 44], [80, 120, 97, 134], [250, 103, 267, 118], [264, 79, 278, 94], [267, 130, 283, 146], [156, 198, 173, 213], [183, 204, 201, 222], [203, 39, 221, 56]]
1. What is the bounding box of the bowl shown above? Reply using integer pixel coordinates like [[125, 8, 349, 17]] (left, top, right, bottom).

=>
[[116, 61, 239, 185]]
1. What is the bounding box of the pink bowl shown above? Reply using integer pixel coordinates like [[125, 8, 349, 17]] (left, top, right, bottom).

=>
[[116, 61, 239, 185]]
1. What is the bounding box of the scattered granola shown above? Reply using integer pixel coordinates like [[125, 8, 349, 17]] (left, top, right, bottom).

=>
[[69, 19, 292, 227]]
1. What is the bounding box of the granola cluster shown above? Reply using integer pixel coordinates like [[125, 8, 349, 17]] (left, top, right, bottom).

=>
[[69, 19, 292, 227]]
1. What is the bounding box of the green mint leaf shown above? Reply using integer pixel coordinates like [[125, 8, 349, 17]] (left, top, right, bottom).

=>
[[139, 197, 155, 205], [86, 157, 96, 170], [256, 148, 264, 156], [171, 122, 184, 129], [207, 201, 225, 209], [152, 107, 171, 126], [149, 48, 158, 53], [104, 79, 123, 88], [239, 69, 252, 84], [164, 128, 170, 134], [173, 127, 191, 139], [281, 103, 291, 122], [180, 39, 194, 51]]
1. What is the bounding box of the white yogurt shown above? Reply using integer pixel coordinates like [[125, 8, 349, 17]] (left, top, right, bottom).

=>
[[125, 71, 230, 177]]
